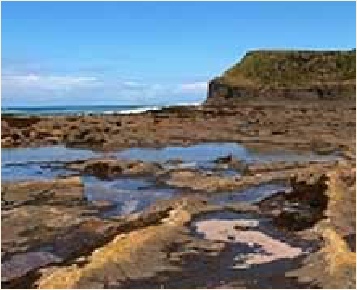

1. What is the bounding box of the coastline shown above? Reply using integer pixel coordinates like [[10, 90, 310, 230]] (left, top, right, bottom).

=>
[[2, 102, 356, 288], [2, 0, 356, 287], [1, 102, 202, 117], [2, 99, 355, 159], [1, 51, 355, 288]]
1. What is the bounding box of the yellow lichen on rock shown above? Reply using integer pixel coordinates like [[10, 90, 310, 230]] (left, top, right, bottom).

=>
[[317, 164, 356, 286], [322, 227, 356, 274], [37, 204, 193, 289], [326, 169, 346, 203], [322, 165, 355, 274], [37, 265, 82, 289], [38, 224, 171, 288]]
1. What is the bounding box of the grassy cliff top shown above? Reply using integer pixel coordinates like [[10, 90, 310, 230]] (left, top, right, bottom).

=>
[[218, 49, 356, 88]]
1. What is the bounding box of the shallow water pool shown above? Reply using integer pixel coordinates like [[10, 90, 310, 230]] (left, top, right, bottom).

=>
[[1, 146, 100, 182], [83, 176, 177, 216], [1, 142, 339, 182], [114, 142, 334, 163], [209, 183, 290, 205]]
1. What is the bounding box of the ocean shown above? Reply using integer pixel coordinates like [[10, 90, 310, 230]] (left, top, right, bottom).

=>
[[1, 103, 201, 116]]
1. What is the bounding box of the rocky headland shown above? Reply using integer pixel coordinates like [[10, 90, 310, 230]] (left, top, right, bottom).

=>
[[206, 49, 356, 105]]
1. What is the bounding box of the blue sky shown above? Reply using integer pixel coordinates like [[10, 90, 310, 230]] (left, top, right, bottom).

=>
[[2, 1, 356, 107]]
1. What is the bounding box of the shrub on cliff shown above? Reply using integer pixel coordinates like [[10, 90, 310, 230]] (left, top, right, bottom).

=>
[[220, 50, 356, 88]]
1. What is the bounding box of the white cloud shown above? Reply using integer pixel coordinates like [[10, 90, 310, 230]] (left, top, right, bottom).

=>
[[121, 80, 147, 89], [2, 72, 208, 106], [2, 74, 100, 91], [179, 81, 207, 93]]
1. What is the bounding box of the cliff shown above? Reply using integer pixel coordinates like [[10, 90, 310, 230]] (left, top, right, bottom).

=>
[[206, 49, 356, 105]]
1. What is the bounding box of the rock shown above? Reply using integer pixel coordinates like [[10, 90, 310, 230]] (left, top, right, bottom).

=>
[[37, 129, 53, 138], [274, 205, 318, 231], [314, 145, 337, 155], [205, 50, 355, 106], [227, 235, 235, 241], [51, 129, 63, 137], [289, 174, 329, 207], [234, 220, 260, 230], [11, 131, 23, 141], [36, 217, 190, 288], [165, 158, 183, 165], [49, 220, 119, 260], [1, 176, 85, 209], [1, 97, 354, 161], [214, 154, 248, 172], [45, 136, 61, 144], [75, 159, 162, 179], [29, 131, 37, 139], [90, 200, 116, 210], [2, 205, 90, 256], [214, 154, 234, 164], [1, 136, 13, 147], [2, 251, 62, 284], [162, 168, 281, 192]]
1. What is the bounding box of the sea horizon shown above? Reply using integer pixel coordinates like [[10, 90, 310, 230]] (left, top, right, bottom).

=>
[[1, 101, 202, 116]]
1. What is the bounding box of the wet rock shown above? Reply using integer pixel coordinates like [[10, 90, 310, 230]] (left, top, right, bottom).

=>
[[49, 220, 120, 260], [161, 168, 282, 192], [288, 165, 356, 288], [214, 154, 235, 164], [274, 204, 319, 231], [67, 159, 162, 179], [214, 154, 248, 172], [1, 176, 85, 209], [29, 130, 37, 139], [227, 235, 235, 241], [245, 160, 337, 175], [246, 161, 300, 174], [311, 140, 337, 155], [2, 116, 41, 129], [1, 99, 354, 288], [1, 201, 122, 288], [37, 129, 54, 139], [162, 170, 239, 192], [1, 136, 13, 147], [289, 174, 329, 208], [45, 136, 61, 145], [259, 173, 330, 231], [90, 200, 116, 211], [33, 197, 216, 288], [165, 158, 183, 165], [288, 227, 356, 289], [222, 203, 260, 214], [2, 100, 354, 161], [1, 205, 95, 258], [233, 219, 260, 230], [36, 216, 191, 288], [2, 251, 62, 284]]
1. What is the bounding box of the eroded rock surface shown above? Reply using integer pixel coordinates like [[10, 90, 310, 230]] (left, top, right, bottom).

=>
[[65, 158, 162, 179], [286, 164, 356, 288], [2, 100, 355, 160], [2, 176, 84, 209], [1, 97, 355, 288]]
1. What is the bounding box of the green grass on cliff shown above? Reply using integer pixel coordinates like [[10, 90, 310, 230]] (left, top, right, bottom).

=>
[[220, 50, 356, 88]]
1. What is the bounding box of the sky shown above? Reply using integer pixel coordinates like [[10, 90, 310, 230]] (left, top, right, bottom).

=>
[[2, 1, 356, 107]]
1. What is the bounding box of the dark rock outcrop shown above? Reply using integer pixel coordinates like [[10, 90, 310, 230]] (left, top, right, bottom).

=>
[[65, 159, 163, 179], [206, 80, 356, 105]]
